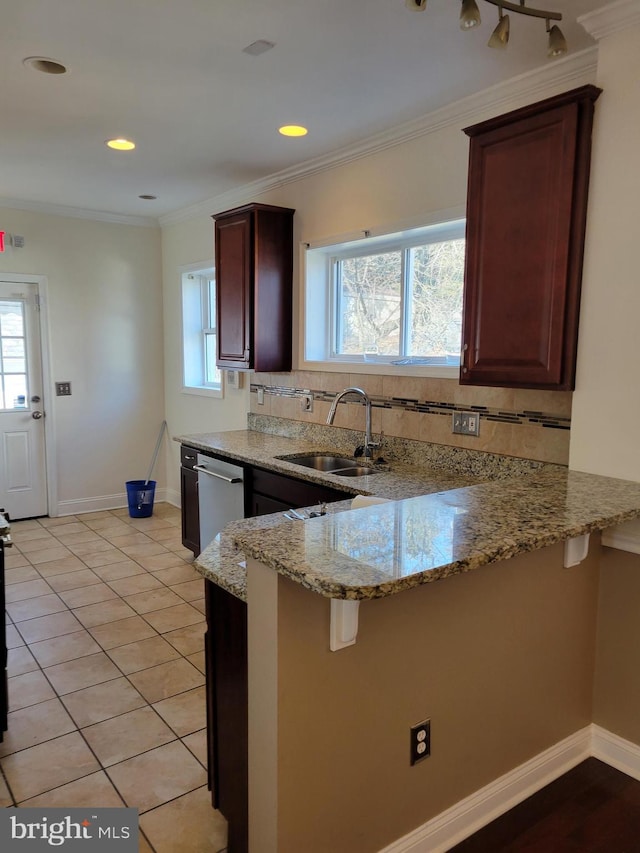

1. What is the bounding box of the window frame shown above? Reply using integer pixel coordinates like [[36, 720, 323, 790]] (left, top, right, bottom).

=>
[[180, 263, 223, 398], [302, 215, 466, 376]]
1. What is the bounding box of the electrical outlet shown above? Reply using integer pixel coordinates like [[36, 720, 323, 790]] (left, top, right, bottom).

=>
[[300, 393, 314, 413], [452, 411, 480, 436], [410, 719, 431, 766], [55, 382, 72, 396], [257, 387, 265, 405]]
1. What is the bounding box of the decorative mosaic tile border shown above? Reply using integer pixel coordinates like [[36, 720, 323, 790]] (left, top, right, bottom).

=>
[[250, 384, 571, 431]]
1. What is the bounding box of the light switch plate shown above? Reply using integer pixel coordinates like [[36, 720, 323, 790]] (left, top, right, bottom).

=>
[[452, 411, 480, 436], [55, 382, 72, 396]]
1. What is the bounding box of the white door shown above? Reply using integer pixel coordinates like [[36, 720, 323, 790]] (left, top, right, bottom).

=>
[[0, 281, 47, 519]]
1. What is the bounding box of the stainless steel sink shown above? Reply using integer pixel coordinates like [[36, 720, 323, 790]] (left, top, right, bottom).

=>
[[332, 466, 373, 477], [276, 453, 373, 477]]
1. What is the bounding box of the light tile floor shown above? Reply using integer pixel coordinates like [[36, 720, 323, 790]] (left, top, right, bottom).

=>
[[1, 504, 228, 853]]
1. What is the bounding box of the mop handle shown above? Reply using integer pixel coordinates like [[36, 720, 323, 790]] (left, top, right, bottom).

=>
[[144, 420, 168, 485]]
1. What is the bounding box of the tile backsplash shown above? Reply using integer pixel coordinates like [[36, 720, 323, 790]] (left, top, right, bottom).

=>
[[250, 371, 572, 465]]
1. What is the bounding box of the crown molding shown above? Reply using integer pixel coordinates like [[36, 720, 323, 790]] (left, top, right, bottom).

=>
[[0, 196, 159, 228], [578, 0, 640, 40], [159, 47, 598, 227]]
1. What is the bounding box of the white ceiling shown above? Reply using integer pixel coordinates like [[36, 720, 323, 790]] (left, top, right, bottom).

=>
[[0, 0, 602, 220]]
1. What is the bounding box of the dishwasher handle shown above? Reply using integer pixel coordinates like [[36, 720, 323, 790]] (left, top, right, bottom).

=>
[[194, 464, 243, 484]]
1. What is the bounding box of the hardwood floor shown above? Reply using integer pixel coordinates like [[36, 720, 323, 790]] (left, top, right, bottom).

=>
[[451, 759, 640, 852]]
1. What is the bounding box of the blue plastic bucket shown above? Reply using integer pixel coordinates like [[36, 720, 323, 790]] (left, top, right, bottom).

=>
[[126, 480, 156, 518]]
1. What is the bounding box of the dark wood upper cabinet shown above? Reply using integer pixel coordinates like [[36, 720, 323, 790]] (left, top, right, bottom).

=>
[[460, 85, 601, 390], [213, 203, 295, 372]]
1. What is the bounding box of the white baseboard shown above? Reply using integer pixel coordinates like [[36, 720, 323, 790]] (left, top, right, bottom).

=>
[[591, 724, 640, 782], [379, 727, 593, 853], [164, 487, 181, 508], [55, 487, 172, 517]]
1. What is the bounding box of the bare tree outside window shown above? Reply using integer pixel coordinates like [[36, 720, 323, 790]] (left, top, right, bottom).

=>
[[408, 238, 465, 357], [338, 251, 402, 355], [333, 234, 464, 361]]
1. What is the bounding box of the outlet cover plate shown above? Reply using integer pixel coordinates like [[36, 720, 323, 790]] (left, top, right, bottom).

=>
[[410, 718, 431, 765]]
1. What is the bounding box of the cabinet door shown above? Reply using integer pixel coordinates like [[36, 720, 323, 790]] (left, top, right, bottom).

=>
[[205, 581, 248, 853], [215, 211, 252, 369], [250, 467, 347, 509], [461, 86, 600, 390], [180, 466, 200, 556], [250, 492, 290, 517]]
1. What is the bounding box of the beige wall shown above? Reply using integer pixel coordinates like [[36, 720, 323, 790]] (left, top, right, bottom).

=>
[[593, 547, 640, 744], [160, 216, 250, 501], [570, 21, 640, 479], [248, 542, 600, 853], [571, 10, 640, 767], [0, 206, 164, 513]]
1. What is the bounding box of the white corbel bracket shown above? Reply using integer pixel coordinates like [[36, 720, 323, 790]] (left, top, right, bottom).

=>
[[330, 600, 360, 651], [564, 533, 590, 568]]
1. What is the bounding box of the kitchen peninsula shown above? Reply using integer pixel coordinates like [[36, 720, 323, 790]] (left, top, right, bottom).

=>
[[180, 422, 640, 853]]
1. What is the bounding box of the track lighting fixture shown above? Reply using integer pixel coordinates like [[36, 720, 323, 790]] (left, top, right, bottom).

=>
[[404, 0, 568, 58]]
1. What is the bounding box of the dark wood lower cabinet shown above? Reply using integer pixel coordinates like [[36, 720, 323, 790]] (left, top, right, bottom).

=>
[[205, 580, 248, 853], [246, 466, 347, 517], [180, 445, 200, 556]]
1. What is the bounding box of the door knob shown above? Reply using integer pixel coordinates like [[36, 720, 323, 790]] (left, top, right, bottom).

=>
[[32, 411, 43, 419], [31, 395, 41, 403]]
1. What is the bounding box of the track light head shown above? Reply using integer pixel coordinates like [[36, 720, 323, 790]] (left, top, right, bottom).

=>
[[460, 0, 482, 30], [547, 22, 568, 57], [488, 11, 510, 48]]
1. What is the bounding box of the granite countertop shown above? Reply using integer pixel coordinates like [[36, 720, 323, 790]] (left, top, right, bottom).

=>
[[176, 428, 481, 501], [181, 428, 640, 603]]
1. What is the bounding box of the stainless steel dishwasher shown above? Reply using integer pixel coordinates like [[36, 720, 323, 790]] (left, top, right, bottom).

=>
[[195, 453, 245, 550]]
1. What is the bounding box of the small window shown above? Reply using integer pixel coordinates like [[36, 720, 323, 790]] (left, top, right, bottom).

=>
[[305, 219, 465, 372], [182, 269, 222, 395], [0, 299, 28, 410]]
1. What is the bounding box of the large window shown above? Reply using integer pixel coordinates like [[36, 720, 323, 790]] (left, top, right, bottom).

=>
[[182, 268, 222, 395], [305, 219, 465, 372]]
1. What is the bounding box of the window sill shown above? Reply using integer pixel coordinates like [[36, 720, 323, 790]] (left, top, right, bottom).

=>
[[300, 360, 459, 379], [182, 385, 223, 399]]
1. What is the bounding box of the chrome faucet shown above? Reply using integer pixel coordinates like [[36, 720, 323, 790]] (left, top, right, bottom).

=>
[[326, 387, 378, 458]]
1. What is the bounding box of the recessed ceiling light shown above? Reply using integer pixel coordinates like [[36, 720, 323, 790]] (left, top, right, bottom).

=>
[[138, 195, 157, 200], [106, 138, 136, 151], [278, 125, 308, 137], [23, 56, 67, 74]]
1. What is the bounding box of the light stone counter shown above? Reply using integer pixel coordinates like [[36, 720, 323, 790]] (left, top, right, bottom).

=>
[[179, 427, 640, 603]]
